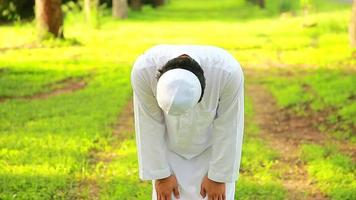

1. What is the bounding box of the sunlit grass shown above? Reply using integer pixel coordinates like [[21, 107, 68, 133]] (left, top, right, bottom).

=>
[[0, 68, 86, 97], [263, 68, 356, 141], [0, 66, 132, 199], [300, 144, 356, 200]]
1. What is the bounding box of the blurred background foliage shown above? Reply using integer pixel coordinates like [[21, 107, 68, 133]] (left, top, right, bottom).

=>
[[0, 0, 352, 22], [1, 0, 155, 21]]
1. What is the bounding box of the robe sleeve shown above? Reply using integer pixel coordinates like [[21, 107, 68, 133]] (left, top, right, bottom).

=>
[[131, 55, 171, 180], [208, 68, 244, 183]]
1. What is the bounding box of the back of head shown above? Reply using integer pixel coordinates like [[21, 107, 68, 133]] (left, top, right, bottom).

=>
[[156, 55, 206, 115]]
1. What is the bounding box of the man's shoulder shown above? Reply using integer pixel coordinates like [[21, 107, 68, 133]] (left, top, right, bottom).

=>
[[203, 48, 242, 73], [132, 54, 156, 78]]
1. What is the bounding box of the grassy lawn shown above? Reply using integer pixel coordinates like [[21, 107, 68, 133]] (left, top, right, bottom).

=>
[[0, 0, 355, 199], [263, 68, 355, 141], [0, 66, 132, 199], [300, 144, 355, 200]]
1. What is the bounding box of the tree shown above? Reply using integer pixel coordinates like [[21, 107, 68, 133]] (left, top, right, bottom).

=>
[[84, 0, 99, 24], [152, 0, 165, 8], [130, 0, 142, 11], [247, 0, 265, 8], [35, 0, 63, 39], [112, 0, 128, 19], [350, 0, 356, 47]]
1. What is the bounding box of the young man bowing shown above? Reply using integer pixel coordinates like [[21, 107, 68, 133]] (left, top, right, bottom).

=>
[[131, 44, 244, 200]]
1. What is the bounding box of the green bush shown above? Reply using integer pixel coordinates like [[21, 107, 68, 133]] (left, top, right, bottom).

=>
[[0, 0, 23, 21], [0, 0, 79, 22]]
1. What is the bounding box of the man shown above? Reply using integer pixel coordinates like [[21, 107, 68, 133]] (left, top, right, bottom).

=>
[[131, 44, 244, 200]]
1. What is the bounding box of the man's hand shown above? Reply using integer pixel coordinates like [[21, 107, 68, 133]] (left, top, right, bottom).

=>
[[200, 176, 226, 200], [155, 175, 180, 200]]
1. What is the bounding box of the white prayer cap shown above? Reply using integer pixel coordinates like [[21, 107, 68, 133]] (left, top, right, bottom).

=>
[[156, 68, 201, 116]]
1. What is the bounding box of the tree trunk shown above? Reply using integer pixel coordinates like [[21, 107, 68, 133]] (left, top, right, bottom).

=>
[[35, 0, 63, 39], [350, 0, 356, 47], [152, 0, 165, 8], [130, 0, 142, 11], [84, 0, 99, 23], [113, 0, 128, 19]]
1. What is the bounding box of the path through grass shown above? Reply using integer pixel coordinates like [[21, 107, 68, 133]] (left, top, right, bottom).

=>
[[0, 0, 354, 199]]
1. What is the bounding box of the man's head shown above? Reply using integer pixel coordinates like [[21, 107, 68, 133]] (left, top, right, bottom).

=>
[[156, 55, 206, 116]]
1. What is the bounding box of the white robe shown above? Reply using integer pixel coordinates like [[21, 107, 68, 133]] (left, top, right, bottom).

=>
[[131, 45, 244, 200], [152, 148, 236, 200]]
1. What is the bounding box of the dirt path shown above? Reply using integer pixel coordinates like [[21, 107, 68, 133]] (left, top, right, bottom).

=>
[[247, 82, 329, 200], [112, 100, 134, 140], [0, 77, 87, 103], [0, 43, 42, 53], [75, 100, 134, 200]]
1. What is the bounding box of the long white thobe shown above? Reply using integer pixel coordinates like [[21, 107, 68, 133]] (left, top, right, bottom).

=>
[[131, 44, 244, 200]]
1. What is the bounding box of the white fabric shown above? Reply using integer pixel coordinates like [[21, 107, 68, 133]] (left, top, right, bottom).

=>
[[152, 148, 236, 200], [156, 68, 202, 116], [131, 44, 244, 197]]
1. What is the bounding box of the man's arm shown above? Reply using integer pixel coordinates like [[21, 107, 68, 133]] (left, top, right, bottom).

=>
[[131, 55, 171, 180], [208, 68, 244, 183]]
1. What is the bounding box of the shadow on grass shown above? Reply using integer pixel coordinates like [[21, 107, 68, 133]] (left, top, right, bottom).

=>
[[0, 174, 72, 200], [123, 0, 351, 22], [127, 5, 268, 22]]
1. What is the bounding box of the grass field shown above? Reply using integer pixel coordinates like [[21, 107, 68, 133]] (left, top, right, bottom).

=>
[[0, 0, 355, 199]]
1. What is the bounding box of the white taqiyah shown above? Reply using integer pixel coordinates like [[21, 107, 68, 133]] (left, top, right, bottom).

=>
[[156, 68, 201, 116]]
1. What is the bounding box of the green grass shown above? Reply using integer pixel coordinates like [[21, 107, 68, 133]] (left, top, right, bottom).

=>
[[300, 144, 356, 200], [96, 138, 152, 200], [235, 97, 286, 199], [0, 67, 87, 97], [263, 68, 356, 141], [0, 66, 132, 199], [0, 0, 354, 199]]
